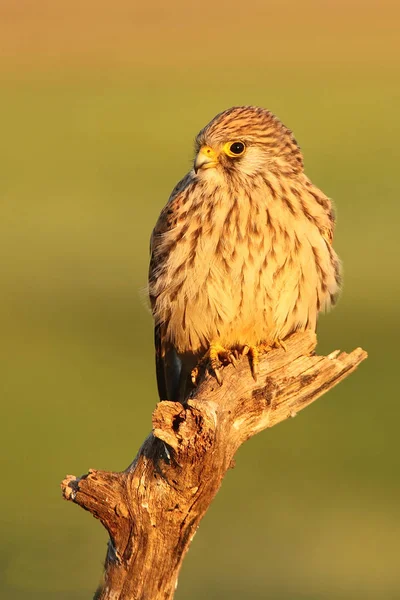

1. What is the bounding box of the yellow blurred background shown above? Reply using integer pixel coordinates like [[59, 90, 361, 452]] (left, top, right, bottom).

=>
[[1, 1, 399, 599]]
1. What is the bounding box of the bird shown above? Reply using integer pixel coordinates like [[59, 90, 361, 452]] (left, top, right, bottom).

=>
[[148, 106, 341, 402]]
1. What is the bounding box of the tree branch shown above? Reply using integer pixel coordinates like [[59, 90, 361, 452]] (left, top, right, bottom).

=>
[[61, 331, 367, 600]]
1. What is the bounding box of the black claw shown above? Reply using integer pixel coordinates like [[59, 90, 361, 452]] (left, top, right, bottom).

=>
[[250, 363, 258, 381], [214, 368, 223, 386]]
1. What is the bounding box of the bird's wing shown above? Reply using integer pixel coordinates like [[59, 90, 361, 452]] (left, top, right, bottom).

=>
[[306, 179, 336, 245], [154, 324, 181, 401], [153, 323, 167, 400], [149, 174, 192, 401], [321, 224, 334, 245]]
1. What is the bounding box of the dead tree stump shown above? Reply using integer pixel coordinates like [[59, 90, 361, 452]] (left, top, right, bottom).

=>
[[61, 331, 367, 600]]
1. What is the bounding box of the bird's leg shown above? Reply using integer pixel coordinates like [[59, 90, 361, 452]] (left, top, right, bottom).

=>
[[191, 342, 237, 386]]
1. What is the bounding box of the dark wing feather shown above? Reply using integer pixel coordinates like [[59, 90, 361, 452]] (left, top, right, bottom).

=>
[[154, 324, 168, 400], [154, 324, 182, 401]]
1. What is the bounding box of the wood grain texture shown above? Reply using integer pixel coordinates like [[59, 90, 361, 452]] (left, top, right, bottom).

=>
[[61, 331, 367, 600]]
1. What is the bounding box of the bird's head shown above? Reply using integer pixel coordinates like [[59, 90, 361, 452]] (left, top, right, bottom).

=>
[[193, 106, 303, 180]]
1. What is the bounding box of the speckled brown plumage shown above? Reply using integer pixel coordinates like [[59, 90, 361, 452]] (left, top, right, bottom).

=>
[[149, 106, 341, 401]]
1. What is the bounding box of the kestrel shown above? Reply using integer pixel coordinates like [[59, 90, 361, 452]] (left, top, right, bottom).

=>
[[149, 106, 341, 401]]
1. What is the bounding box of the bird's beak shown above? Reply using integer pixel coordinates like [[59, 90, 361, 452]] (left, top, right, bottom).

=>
[[194, 146, 219, 173]]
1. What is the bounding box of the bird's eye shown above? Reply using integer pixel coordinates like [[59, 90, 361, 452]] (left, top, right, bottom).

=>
[[223, 141, 246, 157]]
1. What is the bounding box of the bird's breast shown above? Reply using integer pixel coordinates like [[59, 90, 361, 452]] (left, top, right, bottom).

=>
[[151, 177, 339, 354]]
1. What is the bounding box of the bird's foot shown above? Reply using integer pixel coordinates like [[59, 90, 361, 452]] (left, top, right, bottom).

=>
[[209, 342, 238, 385], [191, 338, 288, 386], [191, 342, 237, 386]]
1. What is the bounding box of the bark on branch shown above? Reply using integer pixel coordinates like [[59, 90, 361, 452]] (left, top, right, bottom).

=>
[[61, 331, 367, 600]]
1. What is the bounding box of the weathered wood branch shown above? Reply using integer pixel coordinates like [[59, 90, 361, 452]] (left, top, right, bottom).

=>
[[61, 331, 367, 600]]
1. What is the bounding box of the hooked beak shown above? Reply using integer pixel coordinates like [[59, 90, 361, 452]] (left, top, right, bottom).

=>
[[194, 146, 219, 173]]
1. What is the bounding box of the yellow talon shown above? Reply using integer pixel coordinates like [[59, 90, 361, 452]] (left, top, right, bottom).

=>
[[243, 339, 286, 380], [214, 366, 223, 385], [191, 338, 287, 387], [229, 353, 238, 368], [273, 338, 287, 351], [209, 342, 236, 385], [191, 341, 238, 386], [209, 343, 224, 372], [247, 346, 259, 381]]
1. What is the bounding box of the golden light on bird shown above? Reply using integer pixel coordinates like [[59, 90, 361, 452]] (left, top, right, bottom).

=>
[[149, 106, 341, 402]]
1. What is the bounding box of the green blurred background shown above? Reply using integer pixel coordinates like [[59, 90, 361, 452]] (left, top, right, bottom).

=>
[[1, 1, 399, 598]]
